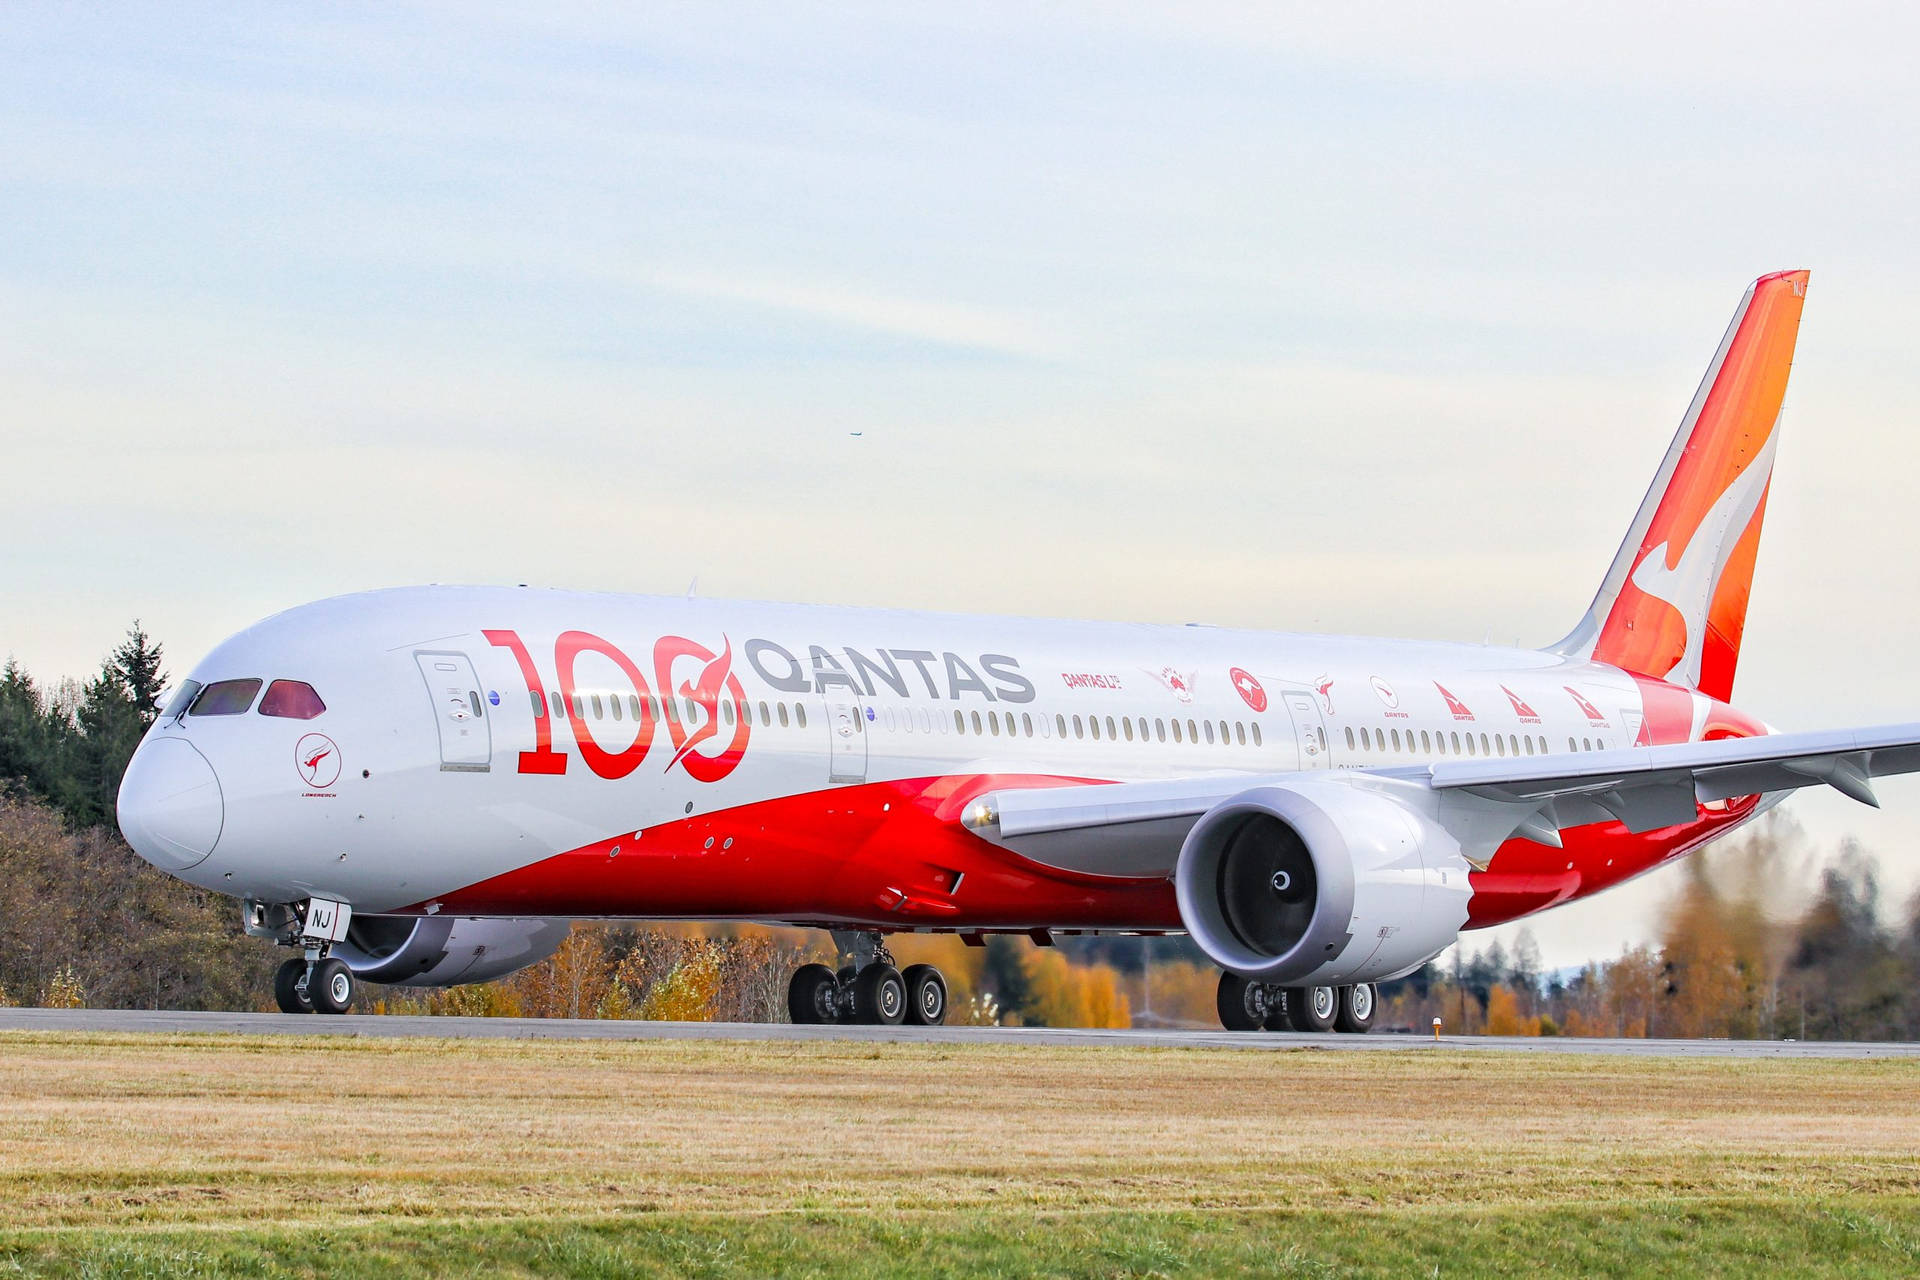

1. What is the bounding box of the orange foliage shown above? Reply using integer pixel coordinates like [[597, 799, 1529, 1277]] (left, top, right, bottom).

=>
[[1022, 947, 1131, 1028], [1484, 983, 1535, 1036]]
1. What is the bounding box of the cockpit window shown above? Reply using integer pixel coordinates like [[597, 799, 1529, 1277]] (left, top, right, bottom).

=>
[[259, 680, 327, 720], [163, 680, 203, 722], [190, 678, 262, 717]]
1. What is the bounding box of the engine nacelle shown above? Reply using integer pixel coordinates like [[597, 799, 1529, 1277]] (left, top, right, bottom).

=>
[[331, 915, 571, 987], [1174, 774, 1470, 986]]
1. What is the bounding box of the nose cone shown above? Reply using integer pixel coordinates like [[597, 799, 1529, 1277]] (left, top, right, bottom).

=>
[[118, 738, 224, 870]]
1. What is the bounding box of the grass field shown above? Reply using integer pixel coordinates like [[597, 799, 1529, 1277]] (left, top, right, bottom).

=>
[[1, 1032, 1917, 1276]]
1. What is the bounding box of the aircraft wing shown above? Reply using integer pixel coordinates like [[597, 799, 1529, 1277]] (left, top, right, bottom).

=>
[[961, 722, 1920, 874], [1429, 721, 1920, 836]]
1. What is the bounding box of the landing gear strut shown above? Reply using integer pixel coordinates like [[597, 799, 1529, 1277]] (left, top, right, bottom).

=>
[[787, 932, 948, 1026], [1215, 972, 1377, 1034]]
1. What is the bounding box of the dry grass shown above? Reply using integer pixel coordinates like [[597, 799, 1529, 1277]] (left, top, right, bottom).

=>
[[0, 1031, 1916, 1238]]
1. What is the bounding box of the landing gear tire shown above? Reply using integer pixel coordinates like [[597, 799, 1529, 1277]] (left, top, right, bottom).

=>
[[273, 958, 312, 1014], [787, 963, 839, 1025], [1288, 984, 1338, 1033], [307, 957, 355, 1015], [854, 963, 907, 1025], [1217, 972, 1283, 1032], [902, 964, 948, 1026], [1335, 983, 1377, 1034]]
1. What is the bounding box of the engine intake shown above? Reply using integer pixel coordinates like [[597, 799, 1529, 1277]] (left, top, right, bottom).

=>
[[1174, 776, 1465, 986], [332, 915, 570, 987]]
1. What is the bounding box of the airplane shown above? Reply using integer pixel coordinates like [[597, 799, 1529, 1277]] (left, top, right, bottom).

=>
[[116, 269, 1920, 1030]]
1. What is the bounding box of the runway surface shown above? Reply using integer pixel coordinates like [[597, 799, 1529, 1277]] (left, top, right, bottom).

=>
[[2, 1007, 1916, 1057]]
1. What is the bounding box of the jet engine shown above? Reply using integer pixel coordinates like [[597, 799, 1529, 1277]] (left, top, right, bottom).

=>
[[330, 915, 571, 987], [1173, 775, 1469, 986]]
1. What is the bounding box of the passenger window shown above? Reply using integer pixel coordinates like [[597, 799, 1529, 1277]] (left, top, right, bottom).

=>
[[1234, 723, 1245, 746], [1188, 719, 1199, 743], [1435, 733, 1447, 756], [956, 710, 966, 733], [191, 678, 263, 717], [1022, 713, 1033, 737], [1106, 716, 1118, 740], [1090, 716, 1101, 741], [570, 695, 585, 720], [795, 705, 807, 729], [1073, 715, 1084, 739], [778, 703, 790, 728], [1172, 719, 1183, 743], [1006, 711, 1017, 736], [1582, 737, 1592, 752], [1345, 727, 1356, 749], [1055, 714, 1067, 738], [550, 692, 565, 719], [469, 691, 484, 718], [1495, 735, 1505, 757], [631, 695, 643, 721], [1420, 730, 1431, 753], [988, 712, 999, 737], [1253, 724, 1263, 747], [259, 680, 326, 720], [1391, 729, 1401, 752], [1479, 734, 1490, 756], [971, 711, 984, 734], [529, 690, 545, 718], [611, 696, 624, 723], [590, 694, 604, 720], [1204, 721, 1215, 745], [1123, 717, 1135, 742], [1156, 719, 1167, 743], [1465, 734, 1476, 757], [1597, 737, 1606, 751]]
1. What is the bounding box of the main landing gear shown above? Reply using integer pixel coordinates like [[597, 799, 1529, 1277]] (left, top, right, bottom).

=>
[[1216, 972, 1376, 1034], [788, 931, 948, 1026]]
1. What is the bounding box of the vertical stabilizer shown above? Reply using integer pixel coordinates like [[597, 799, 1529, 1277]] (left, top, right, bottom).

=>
[[1553, 270, 1809, 701]]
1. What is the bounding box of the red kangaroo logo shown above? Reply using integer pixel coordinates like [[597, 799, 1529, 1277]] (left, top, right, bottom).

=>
[[302, 746, 333, 775], [654, 635, 750, 783]]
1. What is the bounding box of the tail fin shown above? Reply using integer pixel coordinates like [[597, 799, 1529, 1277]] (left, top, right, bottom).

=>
[[1553, 269, 1809, 701]]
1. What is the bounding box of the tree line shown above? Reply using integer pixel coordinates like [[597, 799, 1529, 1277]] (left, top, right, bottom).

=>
[[1, 627, 1917, 1036], [1379, 813, 1920, 1040]]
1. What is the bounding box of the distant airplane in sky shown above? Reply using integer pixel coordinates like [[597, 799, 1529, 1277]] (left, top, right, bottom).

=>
[[117, 270, 1920, 1030]]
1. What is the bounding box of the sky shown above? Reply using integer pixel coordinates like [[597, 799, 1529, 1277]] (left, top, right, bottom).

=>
[[4, 3, 1919, 968]]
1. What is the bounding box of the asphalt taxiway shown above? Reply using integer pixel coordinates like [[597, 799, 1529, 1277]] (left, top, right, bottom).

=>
[[1, 1007, 1914, 1057]]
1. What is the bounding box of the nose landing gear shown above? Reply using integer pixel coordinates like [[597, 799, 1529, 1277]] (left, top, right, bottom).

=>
[[271, 953, 357, 1015], [249, 897, 357, 1016], [787, 932, 948, 1026]]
